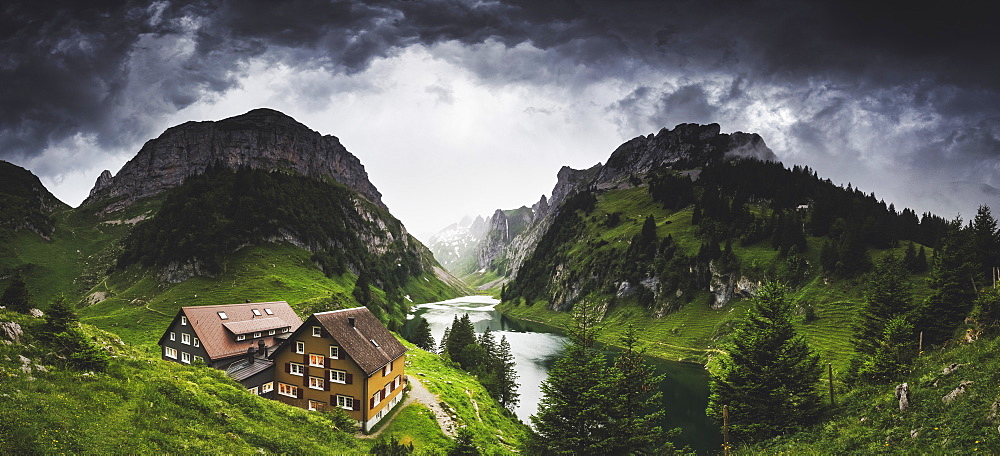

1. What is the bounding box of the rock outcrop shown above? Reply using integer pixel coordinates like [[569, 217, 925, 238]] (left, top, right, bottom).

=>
[[83, 108, 384, 215]]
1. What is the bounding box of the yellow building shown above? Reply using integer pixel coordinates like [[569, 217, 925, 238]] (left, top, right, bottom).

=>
[[271, 306, 406, 431]]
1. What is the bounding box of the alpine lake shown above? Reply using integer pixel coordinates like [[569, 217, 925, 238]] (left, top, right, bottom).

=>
[[402, 296, 722, 454]]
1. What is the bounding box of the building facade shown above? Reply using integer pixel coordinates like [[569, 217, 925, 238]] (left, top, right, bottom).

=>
[[157, 301, 303, 397], [271, 307, 407, 431]]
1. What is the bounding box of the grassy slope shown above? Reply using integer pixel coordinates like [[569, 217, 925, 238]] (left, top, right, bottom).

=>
[[742, 333, 1000, 455], [0, 310, 527, 454], [499, 186, 934, 379]]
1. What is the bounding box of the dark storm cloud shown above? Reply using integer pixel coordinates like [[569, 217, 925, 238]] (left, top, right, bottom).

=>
[[3, 0, 1000, 189]]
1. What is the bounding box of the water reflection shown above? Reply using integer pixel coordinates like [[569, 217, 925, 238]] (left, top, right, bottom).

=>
[[403, 296, 721, 454]]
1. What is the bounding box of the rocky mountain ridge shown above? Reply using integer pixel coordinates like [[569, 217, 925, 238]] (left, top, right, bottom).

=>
[[0, 161, 68, 239], [83, 108, 384, 215], [452, 123, 775, 287]]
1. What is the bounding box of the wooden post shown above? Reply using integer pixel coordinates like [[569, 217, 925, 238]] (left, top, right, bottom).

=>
[[828, 363, 835, 406], [723, 405, 731, 456], [919, 331, 923, 353]]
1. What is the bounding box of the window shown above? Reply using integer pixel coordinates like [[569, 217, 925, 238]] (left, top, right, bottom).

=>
[[194, 337, 200, 348], [284, 327, 291, 333], [329, 345, 339, 359], [261, 382, 274, 393], [236, 334, 246, 341], [309, 354, 325, 368], [181, 316, 187, 325], [268, 329, 275, 336], [330, 369, 346, 384], [309, 376, 324, 390], [384, 383, 391, 398], [383, 361, 391, 377], [372, 390, 382, 405], [265, 308, 274, 315], [253, 332, 261, 339], [308, 399, 325, 411], [336, 395, 354, 410], [218, 311, 228, 320], [164, 347, 178, 359], [169, 331, 176, 341], [194, 355, 203, 363], [248, 386, 259, 395], [252, 309, 261, 316], [278, 383, 298, 398], [290, 363, 304, 376], [393, 375, 401, 390], [312, 326, 322, 337], [295, 341, 305, 354], [181, 333, 191, 345], [181, 352, 191, 364]]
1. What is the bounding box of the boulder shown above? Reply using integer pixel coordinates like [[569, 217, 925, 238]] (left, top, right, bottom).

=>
[[942, 381, 973, 405], [895, 383, 910, 411], [0, 322, 22, 343]]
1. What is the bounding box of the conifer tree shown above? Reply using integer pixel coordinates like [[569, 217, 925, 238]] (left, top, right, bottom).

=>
[[1, 275, 32, 314], [46, 295, 78, 334], [445, 314, 477, 369], [707, 282, 822, 443], [854, 255, 910, 357], [352, 270, 372, 305], [494, 335, 520, 411], [915, 218, 977, 345], [604, 324, 665, 454], [410, 317, 436, 352], [857, 315, 915, 383], [448, 428, 480, 456]]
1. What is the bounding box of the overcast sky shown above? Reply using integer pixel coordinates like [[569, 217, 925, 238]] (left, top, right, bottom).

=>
[[3, 0, 1000, 240]]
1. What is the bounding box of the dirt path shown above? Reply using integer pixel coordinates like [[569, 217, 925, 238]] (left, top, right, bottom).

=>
[[358, 375, 457, 439]]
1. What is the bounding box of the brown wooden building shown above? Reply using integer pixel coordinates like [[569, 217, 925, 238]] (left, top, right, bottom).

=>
[[157, 301, 303, 397], [271, 307, 407, 431]]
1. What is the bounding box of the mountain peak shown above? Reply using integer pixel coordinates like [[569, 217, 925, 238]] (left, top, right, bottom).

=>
[[83, 109, 383, 215]]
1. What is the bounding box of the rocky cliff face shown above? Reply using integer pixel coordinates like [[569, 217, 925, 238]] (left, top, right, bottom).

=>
[[596, 123, 775, 188], [0, 161, 67, 239], [83, 108, 384, 215]]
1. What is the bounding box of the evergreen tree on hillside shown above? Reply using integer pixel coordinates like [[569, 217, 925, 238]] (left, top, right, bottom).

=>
[[852, 256, 915, 383], [857, 315, 916, 383], [448, 428, 481, 456], [445, 314, 477, 369], [972, 205, 1000, 285], [1, 275, 32, 314], [915, 218, 977, 345], [409, 317, 436, 352], [707, 282, 822, 443], [46, 295, 78, 334], [494, 335, 520, 411], [604, 324, 665, 454], [352, 270, 372, 305]]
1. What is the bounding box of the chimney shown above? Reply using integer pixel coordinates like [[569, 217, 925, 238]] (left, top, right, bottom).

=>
[[258, 340, 266, 357], [247, 346, 255, 364], [245, 299, 251, 303], [348, 317, 356, 327]]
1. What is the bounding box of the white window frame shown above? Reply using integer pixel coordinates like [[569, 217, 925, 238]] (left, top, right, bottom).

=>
[[308, 399, 324, 411], [309, 376, 324, 390], [309, 354, 325, 368], [265, 308, 274, 315], [181, 316, 187, 325], [194, 355, 203, 363], [278, 382, 298, 398], [194, 337, 200, 348], [261, 382, 274, 393], [336, 395, 354, 410], [312, 326, 322, 337], [169, 331, 176, 341], [252, 309, 262, 316], [295, 341, 305, 354], [372, 390, 382, 405], [248, 386, 259, 395], [290, 362, 304, 376], [268, 329, 275, 336], [181, 333, 191, 345], [236, 334, 246, 341], [218, 311, 228, 320], [181, 352, 191, 364], [253, 332, 261, 339], [164, 346, 178, 359], [383, 362, 391, 377], [329, 345, 339, 359], [394, 375, 401, 390], [330, 369, 346, 384]]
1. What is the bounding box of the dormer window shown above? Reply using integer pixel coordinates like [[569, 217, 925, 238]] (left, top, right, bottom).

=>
[[237, 334, 246, 341], [312, 326, 322, 337], [253, 332, 261, 339], [370, 339, 380, 348], [181, 316, 187, 325], [264, 308, 274, 315], [218, 311, 228, 320], [252, 309, 261, 316], [268, 329, 275, 336]]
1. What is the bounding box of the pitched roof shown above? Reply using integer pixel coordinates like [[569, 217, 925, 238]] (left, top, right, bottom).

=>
[[226, 358, 275, 382], [313, 307, 407, 376], [180, 302, 303, 360]]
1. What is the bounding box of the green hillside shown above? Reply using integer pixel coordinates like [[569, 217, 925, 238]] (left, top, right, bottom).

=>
[[0, 308, 527, 454]]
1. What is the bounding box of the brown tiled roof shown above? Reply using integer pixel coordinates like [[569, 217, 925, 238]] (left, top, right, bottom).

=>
[[313, 307, 407, 375], [180, 302, 303, 360], [222, 317, 288, 335]]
